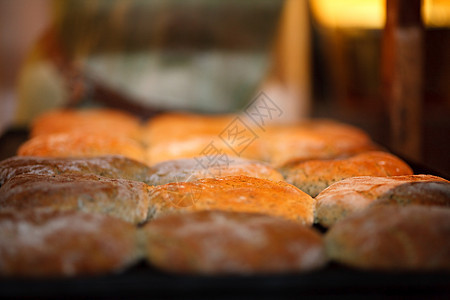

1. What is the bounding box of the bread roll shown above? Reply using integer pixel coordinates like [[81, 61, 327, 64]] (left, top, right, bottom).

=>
[[261, 120, 378, 166], [149, 175, 314, 225], [0, 174, 152, 224], [144, 112, 266, 164], [17, 131, 146, 163], [325, 205, 450, 270], [148, 155, 283, 185], [370, 181, 450, 208], [280, 151, 413, 197], [30, 108, 141, 140], [315, 175, 449, 227], [142, 112, 236, 146], [0, 209, 138, 277], [141, 210, 326, 274], [0, 155, 156, 186], [146, 134, 265, 165]]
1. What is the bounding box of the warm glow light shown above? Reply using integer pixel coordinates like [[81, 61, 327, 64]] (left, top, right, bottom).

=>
[[311, 0, 450, 29], [423, 0, 450, 27], [311, 0, 385, 29]]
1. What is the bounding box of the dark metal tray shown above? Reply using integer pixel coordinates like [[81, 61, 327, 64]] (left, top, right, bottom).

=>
[[0, 129, 449, 298]]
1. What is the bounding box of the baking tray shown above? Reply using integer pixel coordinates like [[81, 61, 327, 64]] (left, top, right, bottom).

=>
[[0, 129, 449, 298]]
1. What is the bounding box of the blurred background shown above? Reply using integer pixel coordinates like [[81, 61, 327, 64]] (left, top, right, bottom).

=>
[[0, 0, 449, 175]]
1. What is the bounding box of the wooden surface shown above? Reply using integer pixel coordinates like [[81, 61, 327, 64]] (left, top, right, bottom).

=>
[[382, 0, 424, 161]]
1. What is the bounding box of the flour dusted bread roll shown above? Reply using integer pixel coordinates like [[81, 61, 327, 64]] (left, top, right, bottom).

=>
[[141, 210, 326, 274], [0, 155, 155, 186], [0, 209, 138, 277], [148, 155, 283, 185], [17, 131, 146, 163], [325, 205, 450, 270], [315, 175, 449, 227], [280, 151, 413, 197], [149, 175, 314, 224], [30, 108, 141, 140], [0, 174, 152, 224], [261, 120, 378, 166]]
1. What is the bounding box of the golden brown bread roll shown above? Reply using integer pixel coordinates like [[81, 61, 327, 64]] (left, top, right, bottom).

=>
[[141, 210, 327, 274], [0, 209, 139, 277], [0, 155, 156, 186], [0, 174, 152, 224], [149, 175, 314, 225], [17, 131, 147, 163], [146, 134, 265, 165], [30, 108, 142, 140], [325, 205, 450, 270], [315, 175, 449, 227], [148, 155, 283, 185], [143, 112, 266, 164], [279, 151, 413, 197], [370, 181, 450, 208], [261, 120, 378, 166], [142, 112, 236, 146]]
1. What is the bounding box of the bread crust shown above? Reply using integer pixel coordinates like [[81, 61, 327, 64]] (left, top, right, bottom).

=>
[[149, 175, 314, 225], [315, 175, 450, 227], [325, 205, 450, 270], [0, 209, 138, 277], [0, 155, 156, 186], [0, 174, 152, 224], [141, 210, 326, 274], [280, 151, 413, 197], [148, 156, 283, 185], [18, 131, 146, 163]]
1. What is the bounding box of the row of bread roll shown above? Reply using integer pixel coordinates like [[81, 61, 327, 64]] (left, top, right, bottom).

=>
[[1, 158, 449, 275], [0, 172, 312, 225], [19, 109, 416, 203], [0, 153, 324, 276], [3, 202, 449, 277], [0, 155, 309, 224], [144, 115, 380, 165], [11, 108, 450, 273], [0, 156, 292, 225], [3, 204, 448, 277], [20, 109, 380, 167], [0, 155, 283, 187], [2, 204, 449, 277], [0, 209, 326, 277]]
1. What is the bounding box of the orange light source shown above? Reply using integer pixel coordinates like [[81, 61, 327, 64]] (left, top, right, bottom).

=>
[[310, 0, 450, 28]]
